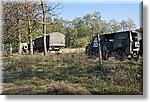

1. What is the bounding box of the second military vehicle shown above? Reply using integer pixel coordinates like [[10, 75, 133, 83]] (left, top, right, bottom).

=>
[[33, 32, 65, 52], [85, 30, 142, 61]]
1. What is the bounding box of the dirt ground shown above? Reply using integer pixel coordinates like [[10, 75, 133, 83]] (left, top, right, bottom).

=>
[[61, 48, 85, 53], [48, 48, 85, 54]]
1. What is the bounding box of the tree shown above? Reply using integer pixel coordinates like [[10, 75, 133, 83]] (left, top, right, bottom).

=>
[[109, 19, 119, 33], [23, 1, 40, 55], [120, 20, 127, 31], [100, 20, 111, 33], [3, 2, 25, 55], [3, 2, 17, 47], [120, 18, 137, 31], [39, 0, 62, 55], [40, 0, 47, 55], [126, 18, 137, 31]]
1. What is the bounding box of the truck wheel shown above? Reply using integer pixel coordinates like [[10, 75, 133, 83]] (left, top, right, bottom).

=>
[[88, 50, 98, 58], [102, 51, 107, 60], [131, 53, 139, 61], [115, 49, 126, 61], [87, 50, 92, 57], [103, 51, 112, 60], [132, 57, 139, 61]]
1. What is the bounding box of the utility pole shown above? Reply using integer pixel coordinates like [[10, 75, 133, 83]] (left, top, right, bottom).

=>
[[97, 34, 103, 65]]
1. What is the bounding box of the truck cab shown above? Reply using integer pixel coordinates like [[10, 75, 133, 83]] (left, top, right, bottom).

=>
[[86, 30, 142, 61]]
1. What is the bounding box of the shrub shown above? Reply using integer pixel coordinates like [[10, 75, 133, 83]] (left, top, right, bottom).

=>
[[73, 37, 90, 47]]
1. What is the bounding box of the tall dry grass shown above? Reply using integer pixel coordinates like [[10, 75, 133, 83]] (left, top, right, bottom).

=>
[[2, 53, 143, 95]]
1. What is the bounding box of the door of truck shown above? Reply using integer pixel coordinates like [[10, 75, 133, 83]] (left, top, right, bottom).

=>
[[130, 31, 141, 59]]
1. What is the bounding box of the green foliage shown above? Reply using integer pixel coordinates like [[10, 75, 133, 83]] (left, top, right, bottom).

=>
[[73, 37, 90, 47], [48, 12, 137, 47]]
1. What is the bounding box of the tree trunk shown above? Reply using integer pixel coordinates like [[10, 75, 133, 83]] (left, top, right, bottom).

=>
[[41, 0, 47, 55], [28, 17, 33, 55], [43, 13, 47, 55], [18, 28, 21, 55], [9, 44, 12, 55], [97, 34, 103, 65], [29, 34, 33, 55]]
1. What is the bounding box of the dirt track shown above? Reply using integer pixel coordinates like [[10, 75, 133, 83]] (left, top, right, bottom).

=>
[[61, 48, 85, 53], [48, 48, 85, 54]]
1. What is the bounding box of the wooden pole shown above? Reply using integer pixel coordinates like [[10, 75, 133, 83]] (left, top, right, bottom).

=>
[[97, 34, 103, 65]]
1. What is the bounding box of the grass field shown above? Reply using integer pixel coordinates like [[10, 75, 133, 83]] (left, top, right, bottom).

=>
[[2, 52, 143, 95]]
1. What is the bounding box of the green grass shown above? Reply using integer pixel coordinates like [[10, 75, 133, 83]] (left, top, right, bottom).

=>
[[2, 53, 143, 95]]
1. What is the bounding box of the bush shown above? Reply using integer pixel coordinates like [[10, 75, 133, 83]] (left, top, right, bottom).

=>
[[73, 37, 90, 47]]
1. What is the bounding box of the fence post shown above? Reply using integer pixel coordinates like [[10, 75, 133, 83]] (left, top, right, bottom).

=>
[[97, 34, 103, 65]]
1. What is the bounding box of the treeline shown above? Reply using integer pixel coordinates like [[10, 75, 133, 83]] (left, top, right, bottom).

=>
[[2, 0, 137, 55], [49, 14, 137, 47]]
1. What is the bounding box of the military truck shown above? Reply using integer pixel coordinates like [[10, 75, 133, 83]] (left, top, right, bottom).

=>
[[33, 32, 65, 52], [85, 30, 142, 61]]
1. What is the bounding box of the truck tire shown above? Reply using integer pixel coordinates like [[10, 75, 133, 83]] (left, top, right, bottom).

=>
[[103, 51, 112, 60], [131, 53, 139, 61], [115, 49, 126, 61], [102, 51, 107, 60], [132, 56, 139, 61]]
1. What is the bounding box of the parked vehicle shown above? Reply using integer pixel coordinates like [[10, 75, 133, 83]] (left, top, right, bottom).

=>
[[21, 43, 29, 53], [85, 30, 142, 61], [33, 32, 65, 52], [1, 43, 29, 55]]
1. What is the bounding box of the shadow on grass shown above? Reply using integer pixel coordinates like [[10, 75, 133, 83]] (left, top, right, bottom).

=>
[[2, 54, 143, 95]]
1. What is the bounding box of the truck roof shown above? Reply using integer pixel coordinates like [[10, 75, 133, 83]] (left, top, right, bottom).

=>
[[97, 30, 142, 40], [34, 32, 65, 40], [99, 31, 130, 36], [99, 30, 141, 36]]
